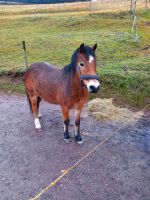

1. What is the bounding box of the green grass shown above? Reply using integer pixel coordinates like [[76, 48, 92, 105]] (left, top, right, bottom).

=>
[[0, 9, 150, 108], [0, 77, 25, 93]]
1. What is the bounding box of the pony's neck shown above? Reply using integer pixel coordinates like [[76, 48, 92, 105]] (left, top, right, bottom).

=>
[[63, 63, 83, 88], [63, 50, 78, 74]]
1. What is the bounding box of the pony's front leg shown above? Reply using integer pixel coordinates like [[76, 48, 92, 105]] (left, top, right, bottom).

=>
[[61, 107, 71, 143], [74, 108, 83, 144]]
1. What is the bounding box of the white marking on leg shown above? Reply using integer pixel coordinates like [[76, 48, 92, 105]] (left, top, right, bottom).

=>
[[89, 55, 94, 63], [64, 124, 67, 132], [34, 118, 41, 129], [75, 124, 78, 136]]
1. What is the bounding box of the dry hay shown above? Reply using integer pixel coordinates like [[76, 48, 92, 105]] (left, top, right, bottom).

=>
[[88, 98, 143, 124]]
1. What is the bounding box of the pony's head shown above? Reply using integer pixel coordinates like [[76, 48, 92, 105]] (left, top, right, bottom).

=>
[[76, 43, 100, 93]]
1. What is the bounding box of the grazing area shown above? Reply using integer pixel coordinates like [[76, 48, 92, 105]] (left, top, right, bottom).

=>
[[0, 5, 150, 108]]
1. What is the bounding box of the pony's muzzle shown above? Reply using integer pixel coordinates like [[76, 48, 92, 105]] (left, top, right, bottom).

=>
[[89, 85, 100, 93], [87, 80, 100, 93]]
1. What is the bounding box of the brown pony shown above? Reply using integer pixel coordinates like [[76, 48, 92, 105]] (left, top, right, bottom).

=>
[[24, 43, 100, 144]]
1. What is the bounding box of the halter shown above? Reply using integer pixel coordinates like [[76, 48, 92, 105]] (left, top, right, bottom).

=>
[[77, 64, 99, 82]]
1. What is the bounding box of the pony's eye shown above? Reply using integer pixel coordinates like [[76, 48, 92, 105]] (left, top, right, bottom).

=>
[[80, 62, 84, 67]]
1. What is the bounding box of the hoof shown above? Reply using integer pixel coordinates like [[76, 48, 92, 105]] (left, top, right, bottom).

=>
[[36, 128, 42, 132], [75, 135, 83, 144], [76, 140, 83, 144], [64, 138, 71, 143]]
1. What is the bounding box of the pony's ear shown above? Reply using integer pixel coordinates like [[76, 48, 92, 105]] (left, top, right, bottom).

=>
[[92, 43, 97, 51], [79, 43, 84, 53]]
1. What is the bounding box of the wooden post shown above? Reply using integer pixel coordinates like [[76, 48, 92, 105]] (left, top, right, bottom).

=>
[[89, 0, 93, 15], [22, 41, 28, 69], [130, 0, 133, 13], [145, 0, 148, 9], [131, 0, 138, 42], [131, 0, 137, 31]]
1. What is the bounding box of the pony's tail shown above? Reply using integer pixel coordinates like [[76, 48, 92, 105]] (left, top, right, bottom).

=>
[[26, 91, 32, 113]]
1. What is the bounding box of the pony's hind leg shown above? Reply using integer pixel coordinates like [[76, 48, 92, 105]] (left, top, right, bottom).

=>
[[37, 96, 42, 118], [30, 96, 42, 130], [61, 107, 71, 143], [74, 108, 83, 144]]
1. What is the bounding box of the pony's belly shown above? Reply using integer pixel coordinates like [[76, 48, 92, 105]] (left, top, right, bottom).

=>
[[40, 93, 59, 105], [35, 80, 60, 105]]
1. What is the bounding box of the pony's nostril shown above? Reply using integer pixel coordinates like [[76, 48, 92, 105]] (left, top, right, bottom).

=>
[[89, 85, 95, 92]]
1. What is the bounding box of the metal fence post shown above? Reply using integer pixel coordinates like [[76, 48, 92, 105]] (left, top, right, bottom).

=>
[[22, 41, 28, 69]]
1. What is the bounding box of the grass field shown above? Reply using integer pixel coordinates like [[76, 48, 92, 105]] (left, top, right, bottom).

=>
[[0, 5, 150, 108]]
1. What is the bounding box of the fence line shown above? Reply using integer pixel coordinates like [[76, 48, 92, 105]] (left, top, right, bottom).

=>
[[0, 0, 149, 14]]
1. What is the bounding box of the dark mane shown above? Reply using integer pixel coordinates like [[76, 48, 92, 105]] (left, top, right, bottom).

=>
[[63, 49, 78, 74], [63, 45, 95, 75]]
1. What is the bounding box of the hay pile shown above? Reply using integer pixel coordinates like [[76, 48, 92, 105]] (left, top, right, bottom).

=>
[[88, 98, 143, 124]]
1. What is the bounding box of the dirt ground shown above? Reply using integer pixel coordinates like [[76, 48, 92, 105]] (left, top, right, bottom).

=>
[[0, 92, 150, 200]]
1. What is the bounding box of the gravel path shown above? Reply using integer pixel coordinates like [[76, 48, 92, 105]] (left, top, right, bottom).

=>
[[0, 93, 150, 200]]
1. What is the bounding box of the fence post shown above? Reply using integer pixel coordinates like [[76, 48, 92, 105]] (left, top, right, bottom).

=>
[[130, 0, 133, 13], [89, 0, 93, 14], [131, 0, 138, 42], [145, 0, 148, 9], [131, 0, 137, 30], [22, 41, 28, 69]]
